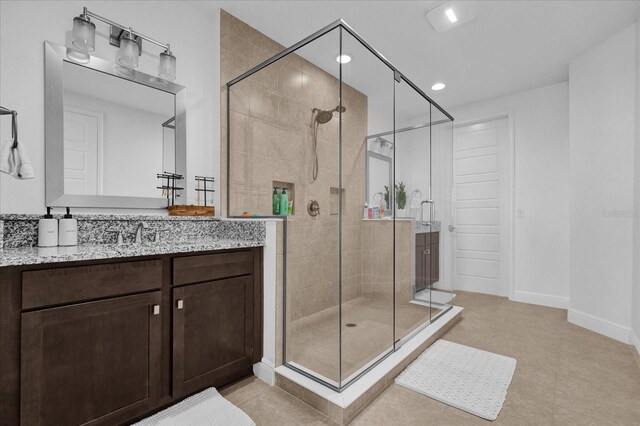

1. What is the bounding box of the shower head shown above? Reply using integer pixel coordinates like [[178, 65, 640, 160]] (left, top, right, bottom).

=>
[[312, 105, 346, 124]]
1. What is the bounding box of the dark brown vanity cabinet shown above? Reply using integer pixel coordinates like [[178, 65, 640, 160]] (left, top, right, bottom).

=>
[[0, 247, 263, 426], [173, 276, 255, 396], [172, 251, 260, 397], [21, 292, 162, 426], [415, 232, 440, 292]]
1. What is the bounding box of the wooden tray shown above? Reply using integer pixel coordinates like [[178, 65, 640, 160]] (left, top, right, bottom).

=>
[[168, 205, 215, 217]]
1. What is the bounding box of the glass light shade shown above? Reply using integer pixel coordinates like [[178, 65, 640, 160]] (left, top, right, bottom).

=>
[[72, 16, 95, 52], [118, 35, 139, 68], [158, 51, 176, 81]]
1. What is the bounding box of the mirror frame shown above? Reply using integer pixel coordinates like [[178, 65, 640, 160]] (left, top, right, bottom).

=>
[[45, 41, 186, 209], [365, 149, 393, 205]]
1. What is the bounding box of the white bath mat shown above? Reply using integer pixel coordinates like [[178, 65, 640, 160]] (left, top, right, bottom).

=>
[[131, 387, 255, 426], [395, 340, 516, 421]]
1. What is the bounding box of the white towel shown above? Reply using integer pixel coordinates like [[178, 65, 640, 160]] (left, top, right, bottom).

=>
[[0, 140, 34, 179]]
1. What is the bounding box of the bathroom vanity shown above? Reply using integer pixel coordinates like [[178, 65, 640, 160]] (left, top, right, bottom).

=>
[[0, 216, 265, 426], [415, 222, 441, 292]]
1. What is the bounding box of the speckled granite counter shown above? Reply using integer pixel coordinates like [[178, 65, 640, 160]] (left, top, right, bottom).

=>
[[415, 220, 441, 233], [0, 238, 263, 267], [0, 214, 266, 267]]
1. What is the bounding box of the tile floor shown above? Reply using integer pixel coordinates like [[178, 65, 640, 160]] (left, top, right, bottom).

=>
[[220, 291, 640, 425], [287, 296, 441, 383]]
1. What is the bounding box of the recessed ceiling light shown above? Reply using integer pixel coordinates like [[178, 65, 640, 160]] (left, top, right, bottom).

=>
[[431, 82, 446, 91], [336, 54, 352, 64], [445, 8, 457, 23]]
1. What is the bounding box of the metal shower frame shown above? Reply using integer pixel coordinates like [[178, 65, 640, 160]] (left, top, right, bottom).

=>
[[226, 18, 454, 392]]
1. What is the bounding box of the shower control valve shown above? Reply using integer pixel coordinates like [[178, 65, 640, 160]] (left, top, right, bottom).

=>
[[307, 200, 320, 217]]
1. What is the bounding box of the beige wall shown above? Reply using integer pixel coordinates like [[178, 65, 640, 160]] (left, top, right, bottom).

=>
[[361, 220, 414, 304]]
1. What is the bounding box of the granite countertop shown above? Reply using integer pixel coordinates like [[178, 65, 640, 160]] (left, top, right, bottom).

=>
[[415, 221, 441, 234], [0, 238, 263, 268]]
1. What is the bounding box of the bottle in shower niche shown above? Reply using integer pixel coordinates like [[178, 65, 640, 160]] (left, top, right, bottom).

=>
[[272, 187, 280, 215], [58, 207, 78, 246], [280, 188, 289, 216], [38, 207, 58, 247]]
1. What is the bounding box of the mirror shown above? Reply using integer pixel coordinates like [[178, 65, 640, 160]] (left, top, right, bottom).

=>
[[45, 41, 186, 209], [366, 137, 393, 209]]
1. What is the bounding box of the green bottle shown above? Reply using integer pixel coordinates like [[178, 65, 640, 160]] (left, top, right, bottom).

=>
[[280, 188, 289, 216], [272, 187, 280, 215]]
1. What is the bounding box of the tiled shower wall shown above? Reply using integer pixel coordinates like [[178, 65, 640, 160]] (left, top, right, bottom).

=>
[[219, 11, 368, 363]]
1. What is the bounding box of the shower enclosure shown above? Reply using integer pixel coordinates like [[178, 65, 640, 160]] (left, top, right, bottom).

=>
[[226, 19, 454, 391]]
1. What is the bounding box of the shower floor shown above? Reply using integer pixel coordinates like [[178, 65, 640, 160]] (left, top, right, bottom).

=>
[[287, 296, 443, 385]]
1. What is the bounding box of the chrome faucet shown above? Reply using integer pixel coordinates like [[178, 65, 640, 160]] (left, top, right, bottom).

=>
[[133, 222, 149, 244]]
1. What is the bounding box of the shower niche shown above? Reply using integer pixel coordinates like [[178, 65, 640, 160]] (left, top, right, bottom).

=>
[[272, 181, 295, 216], [226, 19, 454, 392]]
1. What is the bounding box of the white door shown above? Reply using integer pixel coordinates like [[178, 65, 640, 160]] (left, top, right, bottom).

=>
[[63, 108, 102, 195], [451, 118, 509, 296]]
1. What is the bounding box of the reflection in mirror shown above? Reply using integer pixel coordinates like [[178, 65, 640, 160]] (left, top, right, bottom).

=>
[[366, 138, 393, 208], [62, 61, 175, 198]]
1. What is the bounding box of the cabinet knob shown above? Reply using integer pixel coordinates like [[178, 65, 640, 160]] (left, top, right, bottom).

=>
[[177, 299, 184, 310], [152, 305, 160, 315], [424, 249, 431, 255]]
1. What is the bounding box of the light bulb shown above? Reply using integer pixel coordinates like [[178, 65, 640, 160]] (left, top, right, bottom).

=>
[[158, 50, 176, 81], [118, 31, 139, 69], [72, 15, 95, 52]]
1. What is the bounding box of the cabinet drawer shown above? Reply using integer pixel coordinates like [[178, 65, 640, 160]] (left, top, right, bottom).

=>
[[173, 251, 253, 286], [416, 232, 439, 246], [22, 260, 162, 310]]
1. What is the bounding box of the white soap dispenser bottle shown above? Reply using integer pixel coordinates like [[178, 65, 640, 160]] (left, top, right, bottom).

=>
[[58, 207, 78, 246], [38, 207, 58, 247]]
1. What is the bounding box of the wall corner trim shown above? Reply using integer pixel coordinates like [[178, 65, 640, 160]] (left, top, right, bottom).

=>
[[568, 308, 633, 344], [511, 291, 569, 309]]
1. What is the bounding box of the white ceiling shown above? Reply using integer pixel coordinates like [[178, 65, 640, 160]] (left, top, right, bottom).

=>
[[191, 0, 640, 111]]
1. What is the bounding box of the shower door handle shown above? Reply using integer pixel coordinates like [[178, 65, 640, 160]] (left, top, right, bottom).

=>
[[421, 200, 434, 225]]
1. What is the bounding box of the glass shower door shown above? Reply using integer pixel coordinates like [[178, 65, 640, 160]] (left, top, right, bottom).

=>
[[393, 76, 434, 345], [339, 27, 396, 387]]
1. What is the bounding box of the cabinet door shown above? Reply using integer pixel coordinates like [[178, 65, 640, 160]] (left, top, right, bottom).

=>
[[430, 236, 440, 284], [173, 276, 254, 397], [415, 241, 427, 292], [21, 292, 162, 426]]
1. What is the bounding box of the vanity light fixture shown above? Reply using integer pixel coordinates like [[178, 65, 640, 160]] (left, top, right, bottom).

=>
[[71, 11, 96, 52], [431, 82, 446, 91], [69, 7, 177, 80], [118, 29, 139, 69], [336, 54, 352, 64]]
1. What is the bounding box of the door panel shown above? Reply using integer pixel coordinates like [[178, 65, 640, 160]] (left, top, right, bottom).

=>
[[21, 292, 161, 426], [63, 108, 102, 195], [173, 276, 254, 397], [452, 118, 509, 296]]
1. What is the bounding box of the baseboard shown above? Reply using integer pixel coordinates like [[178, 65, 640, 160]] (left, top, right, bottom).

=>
[[253, 359, 275, 386], [632, 331, 640, 355], [567, 309, 632, 344], [511, 291, 569, 309]]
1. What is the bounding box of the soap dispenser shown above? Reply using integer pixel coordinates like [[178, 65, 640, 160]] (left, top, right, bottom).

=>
[[38, 207, 58, 247], [272, 187, 280, 215], [58, 207, 78, 246], [280, 188, 289, 216]]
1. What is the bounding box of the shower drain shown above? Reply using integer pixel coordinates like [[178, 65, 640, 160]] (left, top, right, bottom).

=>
[[345, 323, 357, 328]]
